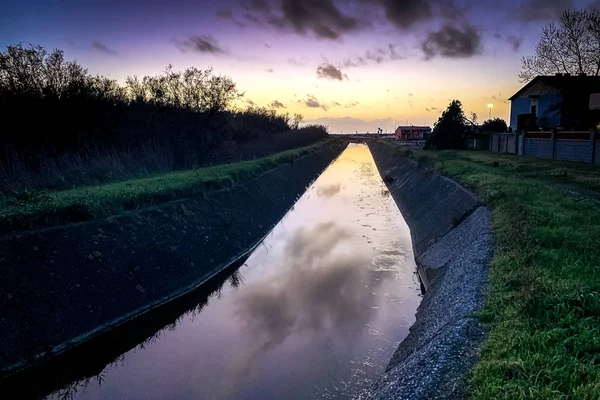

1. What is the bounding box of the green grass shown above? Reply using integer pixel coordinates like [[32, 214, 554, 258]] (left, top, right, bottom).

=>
[[0, 139, 343, 234], [380, 141, 600, 399]]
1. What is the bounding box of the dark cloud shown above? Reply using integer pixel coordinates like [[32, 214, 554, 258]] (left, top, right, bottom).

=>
[[360, 0, 465, 29], [288, 58, 306, 66], [342, 44, 403, 67], [373, 0, 434, 30], [216, 8, 233, 18], [492, 32, 522, 51], [91, 41, 117, 55], [174, 35, 227, 55], [300, 94, 328, 110], [506, 35, 523, 51], [266, 67, 274, 73], [407, 93, 413, 96], [425, 107, 431, 111], [246, 99, 256, 106], [431, 106, 439, 110], [233, 0, 474, 41], [242, 0, 270, 11], [345, 100, 360, 108], [243, 0, 359, 39], [317, 63, 346, 80], [588, 0, 600, 10], [264, 43, 271, 48], [421, 23, 482, 59], [269, 100, 286, 108], [216, 7, 249, 27], [518, 0, 573, 22]]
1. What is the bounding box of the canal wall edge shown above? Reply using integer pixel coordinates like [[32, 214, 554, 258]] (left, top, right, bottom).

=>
[[0, 140, 347, 378], [360, 142, 493, 400]]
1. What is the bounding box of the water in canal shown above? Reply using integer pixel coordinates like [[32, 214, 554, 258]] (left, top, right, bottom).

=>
[[49, 144, 421, 400]]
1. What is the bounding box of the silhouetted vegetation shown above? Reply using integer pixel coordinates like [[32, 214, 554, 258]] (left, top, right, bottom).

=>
[[520, 8, 600, 82], [424, 100, 475, 150], [0, 44, 327, 195], [480, 118, 508, 133]]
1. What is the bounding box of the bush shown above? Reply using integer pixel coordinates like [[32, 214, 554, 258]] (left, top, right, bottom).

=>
[[481, 118, 508, 133]]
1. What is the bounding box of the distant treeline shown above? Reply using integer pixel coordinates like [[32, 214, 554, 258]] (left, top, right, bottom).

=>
[[0, 44, 327, 193]]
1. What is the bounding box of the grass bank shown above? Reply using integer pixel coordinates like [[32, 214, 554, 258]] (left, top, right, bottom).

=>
[[379, 141, 600, 399], [0, 139, 344, 235]]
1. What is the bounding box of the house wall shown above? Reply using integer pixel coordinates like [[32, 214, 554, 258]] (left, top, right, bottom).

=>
[[394, 129, 430, 140], [510, 98, 530, 130], [538, 93, 562, 127]]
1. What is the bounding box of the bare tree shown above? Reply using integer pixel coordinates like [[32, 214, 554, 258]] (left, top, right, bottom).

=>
[[124, 66, 242, 113], [588, 8, 600, 76], [291, 113, 304, 130], [519, 9, 600, 82]]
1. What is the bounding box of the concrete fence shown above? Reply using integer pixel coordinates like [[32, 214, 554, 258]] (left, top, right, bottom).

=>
[[489, 133, 517, 154], [489, 130, 599, 165]]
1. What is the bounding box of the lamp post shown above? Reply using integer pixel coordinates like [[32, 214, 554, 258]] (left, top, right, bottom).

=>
[[487, 104, 493, 120]]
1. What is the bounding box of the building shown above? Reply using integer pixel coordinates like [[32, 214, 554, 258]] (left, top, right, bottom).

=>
[[508, 74, 600, 131], [394, 126, 431, 141]]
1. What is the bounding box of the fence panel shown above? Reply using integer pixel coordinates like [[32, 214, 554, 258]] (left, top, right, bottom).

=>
[[521, 130, 597, 164]]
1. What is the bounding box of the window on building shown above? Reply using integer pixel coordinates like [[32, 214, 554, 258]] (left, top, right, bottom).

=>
[[531, 105, 537, 115]]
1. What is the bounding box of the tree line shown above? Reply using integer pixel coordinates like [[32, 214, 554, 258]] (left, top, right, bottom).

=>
[[0, 44, 317, 173]]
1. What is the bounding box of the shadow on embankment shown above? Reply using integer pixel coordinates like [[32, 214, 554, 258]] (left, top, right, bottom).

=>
[[0, 256, 248, 399]]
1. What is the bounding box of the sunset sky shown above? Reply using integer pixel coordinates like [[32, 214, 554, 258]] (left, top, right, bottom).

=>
[[2, 0, 599, 132]]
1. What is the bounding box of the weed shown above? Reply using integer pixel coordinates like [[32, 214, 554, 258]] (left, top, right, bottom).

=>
[[0, 139, 343, 234]]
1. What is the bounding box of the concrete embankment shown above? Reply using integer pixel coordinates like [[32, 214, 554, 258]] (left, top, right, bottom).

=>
[[0, 141, 346, 377], [358, 142, 493, 400]]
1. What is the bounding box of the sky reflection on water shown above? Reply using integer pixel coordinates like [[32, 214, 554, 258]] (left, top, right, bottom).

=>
[[51, 144, 421, 400]]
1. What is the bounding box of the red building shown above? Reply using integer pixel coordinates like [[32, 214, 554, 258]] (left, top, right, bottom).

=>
[[394, 126, 431, 141]]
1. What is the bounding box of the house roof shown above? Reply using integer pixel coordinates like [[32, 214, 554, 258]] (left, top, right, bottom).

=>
[[509, 75, 600, 101], [395, 126, 431, 130]]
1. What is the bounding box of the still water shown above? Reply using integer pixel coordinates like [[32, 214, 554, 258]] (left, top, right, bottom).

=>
[[49, 144, 421, 400]]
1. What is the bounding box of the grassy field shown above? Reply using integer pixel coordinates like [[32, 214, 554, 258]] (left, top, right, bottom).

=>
[[380, 142, 600, 399], [0, 139, 342, 234]]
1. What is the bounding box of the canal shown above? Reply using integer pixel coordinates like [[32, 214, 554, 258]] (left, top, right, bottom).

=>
[[48, 144, 421, 400]]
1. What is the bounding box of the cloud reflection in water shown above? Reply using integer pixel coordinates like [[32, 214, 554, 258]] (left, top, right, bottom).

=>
[[316, 183, 342, 198], [227, 221, 382, 383]]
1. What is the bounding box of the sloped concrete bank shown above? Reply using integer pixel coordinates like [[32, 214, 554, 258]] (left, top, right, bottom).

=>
[[357, 142, 493, 400], [0, 141, 346, 378]]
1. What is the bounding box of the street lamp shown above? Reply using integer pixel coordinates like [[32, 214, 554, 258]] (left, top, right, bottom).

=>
[[487, 104, 493, 120]]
